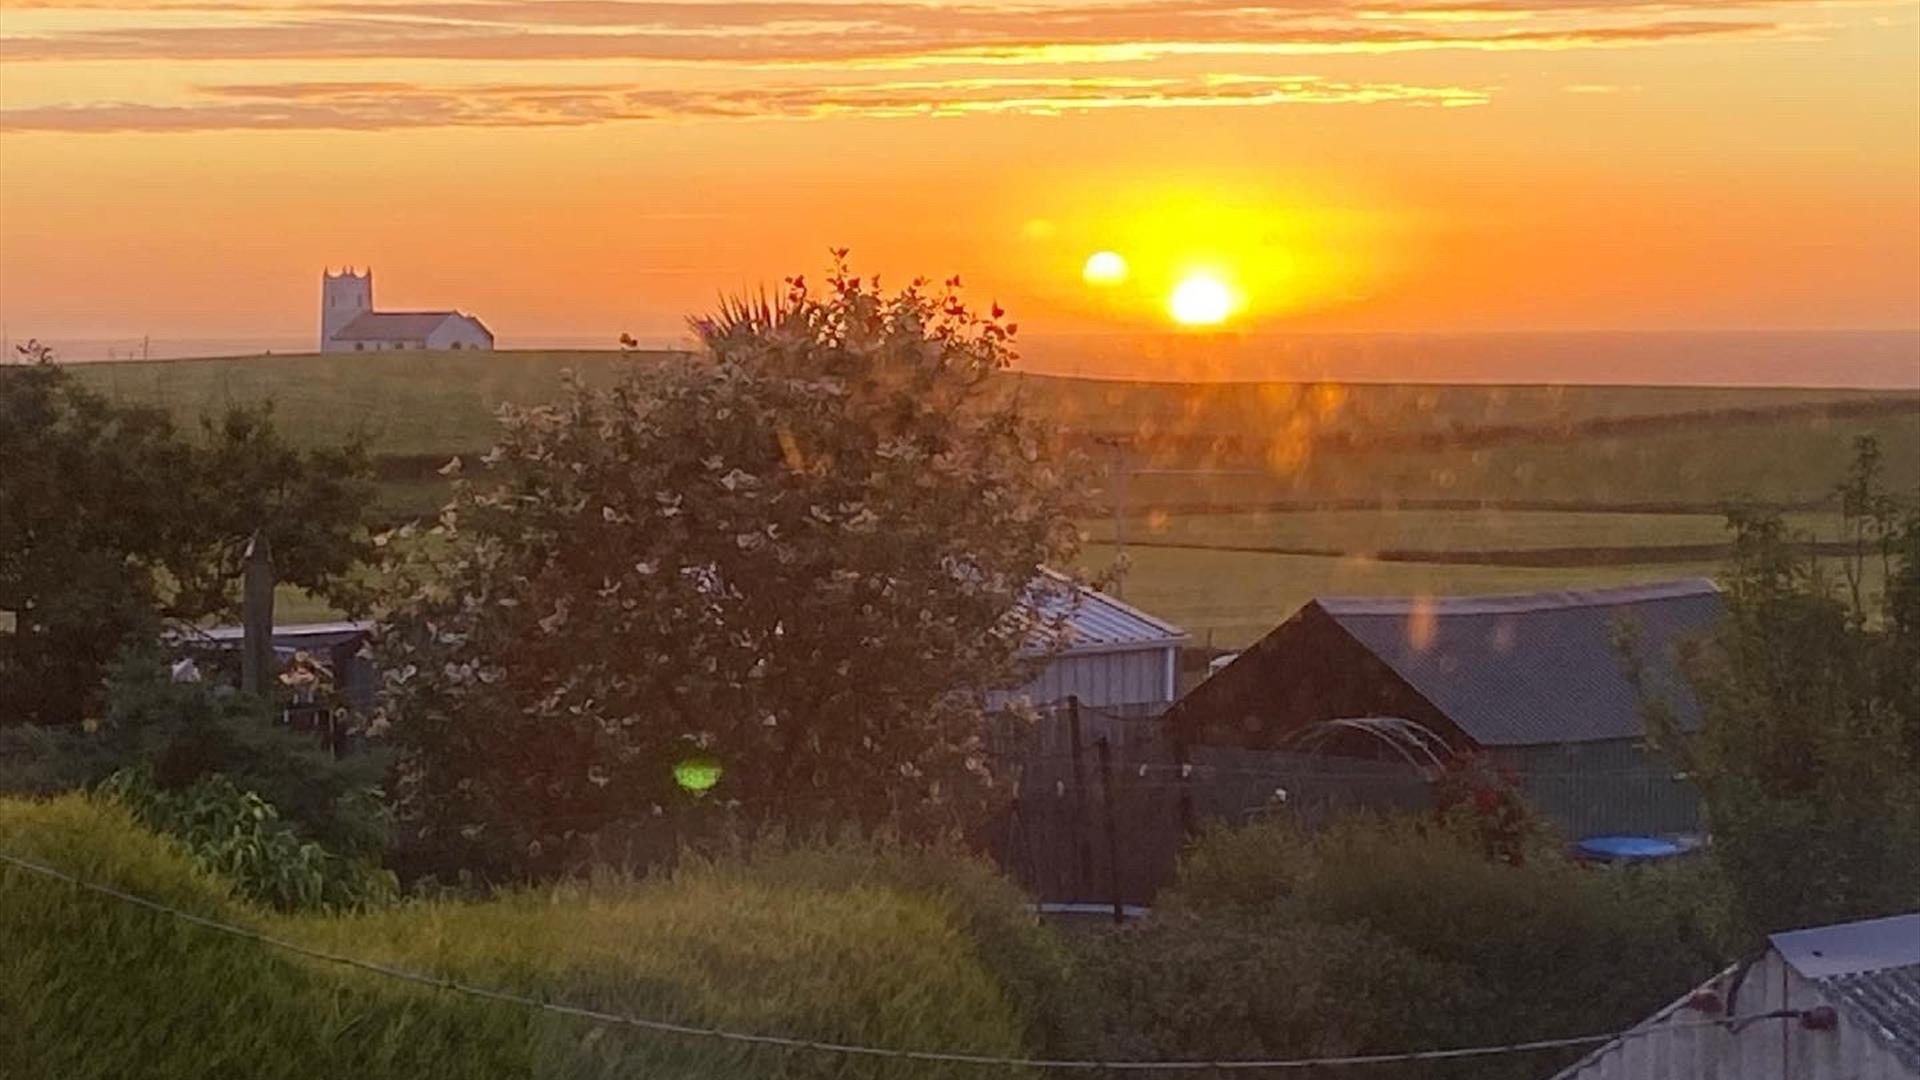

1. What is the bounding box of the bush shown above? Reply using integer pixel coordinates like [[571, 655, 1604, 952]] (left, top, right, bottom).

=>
[[1, 651, 391, 859], [1081, 815, 1727, 1079], [99, 766, 394, 912], [0, 795, 1037, 1079], [672, 830, 1084, 1055]]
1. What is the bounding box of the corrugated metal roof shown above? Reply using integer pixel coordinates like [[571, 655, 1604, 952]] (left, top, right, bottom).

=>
[[1774, 913, 1920, 979], [1778, 914, 1920, 1072], [1020, 573, 1187, 657], [194, 621, 373, 648], [1820, 963, 1920, 1072], [331, 311, 459, 341], [1316, 577, 1723, 746]]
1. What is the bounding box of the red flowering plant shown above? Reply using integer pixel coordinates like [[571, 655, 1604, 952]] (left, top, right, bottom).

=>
[[1433, 752, 1535, 866]]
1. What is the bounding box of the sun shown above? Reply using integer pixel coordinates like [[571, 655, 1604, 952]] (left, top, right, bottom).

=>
[[1082, 250, 1129, 286], [1168, 272, 1235, 326]]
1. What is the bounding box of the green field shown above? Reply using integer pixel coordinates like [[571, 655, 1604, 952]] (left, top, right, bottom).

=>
[[997, 372, 1919, 441], [1077, 543, 1888, 650], [67, 350, 682, 456], [52, 351, 1917, 645], [1082, 508, 1838, 555]]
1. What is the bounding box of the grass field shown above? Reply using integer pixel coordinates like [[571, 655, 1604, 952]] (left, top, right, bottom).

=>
[[1076, 543, 1889, 649], [1073, 543, 1725, 648], [1109, 409, 1920, 510], [52, 350, 1917, 645], [66, 350, 682, 456], [1082, 508, 1837, 555], [997, 372, 1919, 440]]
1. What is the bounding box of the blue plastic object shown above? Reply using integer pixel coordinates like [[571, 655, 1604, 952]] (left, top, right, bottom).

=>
[[1575, 835, 1686, 862]]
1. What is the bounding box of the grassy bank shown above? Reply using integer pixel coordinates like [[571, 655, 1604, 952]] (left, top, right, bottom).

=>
[[0, 795, 1034, 1079]]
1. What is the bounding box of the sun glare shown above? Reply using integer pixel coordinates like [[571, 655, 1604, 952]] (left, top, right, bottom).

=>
[[1168, 273, 1235, 326], [1082, 250, 1129, 285]]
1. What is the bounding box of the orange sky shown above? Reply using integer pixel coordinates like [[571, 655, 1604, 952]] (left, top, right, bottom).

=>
[[1, 0, 1917, 355]]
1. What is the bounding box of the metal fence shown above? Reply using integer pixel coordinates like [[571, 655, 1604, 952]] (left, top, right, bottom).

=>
[[987, 701, 1706, 909]]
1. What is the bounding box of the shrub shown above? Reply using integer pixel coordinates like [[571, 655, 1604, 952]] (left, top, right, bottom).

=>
[[3, 651, 392, 859], [1088, 815, 1727, 1079], [98, 765, 395, 912], [375, 260, 1090, 880], [673, 830, 1085, 1055], [0, 794, 1037, 1079]]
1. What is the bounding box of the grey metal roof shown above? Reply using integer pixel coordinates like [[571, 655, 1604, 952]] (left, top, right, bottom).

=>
[[1773, 913, 1920, 979], [1820, 963, 1920, 1071], [1315, 577, 1723, 747], [193, 621, 373, 650], [1776, 913, 1920, 1071], [1020, 573, 1187, 657], [331, 311, 461, 341]]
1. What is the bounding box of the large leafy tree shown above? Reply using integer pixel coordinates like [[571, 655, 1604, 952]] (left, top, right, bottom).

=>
[[377, 260, 1089, 879], [0, 346, 375, 725], [1633, 436, 1920, 941]]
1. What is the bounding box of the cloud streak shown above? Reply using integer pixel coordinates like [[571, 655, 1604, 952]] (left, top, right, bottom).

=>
[[0, 73, 1490, 131], [0, 0, 1791, 63]]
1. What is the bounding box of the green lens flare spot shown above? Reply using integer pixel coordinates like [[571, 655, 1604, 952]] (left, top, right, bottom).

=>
[[674, 758, 722, 794]]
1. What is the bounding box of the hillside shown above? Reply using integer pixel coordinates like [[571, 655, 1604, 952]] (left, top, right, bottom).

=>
[[49, 350, 1920, 646]]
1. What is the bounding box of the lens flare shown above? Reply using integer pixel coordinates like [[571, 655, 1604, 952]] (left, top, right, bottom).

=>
[[1082, 250, 1129, 285], [674, 758, 723, 794]]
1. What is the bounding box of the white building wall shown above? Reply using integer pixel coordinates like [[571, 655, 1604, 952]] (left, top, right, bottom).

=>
[[319, 271, 372, 348], [1555, 952, 1917, 1080], [1012, 646, 1178, 712], [426, 315, 494, 351]]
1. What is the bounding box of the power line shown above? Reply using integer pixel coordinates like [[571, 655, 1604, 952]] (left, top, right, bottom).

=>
[[1, 848, 1774, 1072]]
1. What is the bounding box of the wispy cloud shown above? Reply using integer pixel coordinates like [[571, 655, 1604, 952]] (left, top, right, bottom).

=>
[[0, 0, 1864, 134], [0, 0, 1792, 63], [0, 73, 1489, 131]]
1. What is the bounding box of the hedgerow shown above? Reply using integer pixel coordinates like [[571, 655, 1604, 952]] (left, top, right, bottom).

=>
[[0, 795, 1033, 1079]]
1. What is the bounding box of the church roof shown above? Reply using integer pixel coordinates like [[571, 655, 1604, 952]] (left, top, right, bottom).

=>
[[331, 311, 465, 341]]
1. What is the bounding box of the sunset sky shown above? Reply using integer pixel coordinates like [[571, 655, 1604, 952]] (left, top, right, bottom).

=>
[[1, 0, 1917, 362]]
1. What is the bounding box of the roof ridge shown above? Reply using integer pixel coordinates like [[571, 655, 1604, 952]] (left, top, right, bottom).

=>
[[1314, 577, 1720, 617]]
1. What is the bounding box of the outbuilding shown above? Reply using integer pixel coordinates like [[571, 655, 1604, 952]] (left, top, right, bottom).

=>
[[1552, 911, 1920, 1080], [1008, 575, 1188, 715], [1161, 578, 1724, 837]]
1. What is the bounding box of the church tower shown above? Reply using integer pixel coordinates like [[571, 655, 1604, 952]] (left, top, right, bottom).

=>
[[320, 268, 373, 349]]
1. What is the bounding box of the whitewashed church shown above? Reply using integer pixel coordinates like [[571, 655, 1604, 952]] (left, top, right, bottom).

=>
[[319, 269, 494, 353]]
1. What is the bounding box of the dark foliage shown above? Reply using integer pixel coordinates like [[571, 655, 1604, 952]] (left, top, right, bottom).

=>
[[1629, 435, 1920, 942], [0, 351, 376, 725], [377, 261, 1089, 881]]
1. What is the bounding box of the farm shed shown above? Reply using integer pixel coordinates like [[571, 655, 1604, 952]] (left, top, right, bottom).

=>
[[1006, 576, 1188, 714], [1161, 578, 1724, 838], [1551, 911, 1920, 1080]]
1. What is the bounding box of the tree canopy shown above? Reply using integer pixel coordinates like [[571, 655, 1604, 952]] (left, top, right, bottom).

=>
[[0, 347, 376, 725], [377, 262, 1090, 880], [1630, 436, 1920, 941]]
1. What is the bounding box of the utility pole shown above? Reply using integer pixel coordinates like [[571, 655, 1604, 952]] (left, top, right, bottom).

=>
[[1100, 438, 1130, 598], [1096, 736, 1125, 924], [1066, 696, 1094, 901], [240, 532, 276, 697]]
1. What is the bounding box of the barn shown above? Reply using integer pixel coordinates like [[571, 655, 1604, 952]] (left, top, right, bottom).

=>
[[1553, 911, 1920, 1080], [1161, 578, 1725, 838]]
